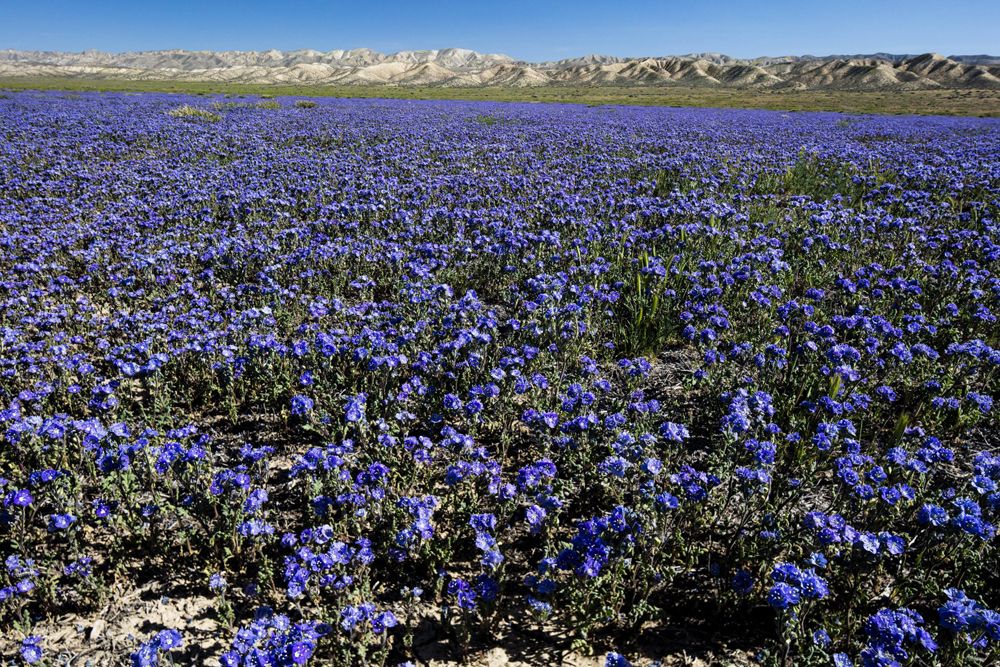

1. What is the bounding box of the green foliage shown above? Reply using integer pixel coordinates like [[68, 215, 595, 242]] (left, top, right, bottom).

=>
[[3, 77, 997, 117], [651, 168, 697, 196], [751, 151, 892, 205], [168, 104, 221, 122]]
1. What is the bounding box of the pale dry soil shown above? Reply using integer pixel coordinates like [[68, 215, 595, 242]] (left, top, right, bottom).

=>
[[6, 585, 754, 667]]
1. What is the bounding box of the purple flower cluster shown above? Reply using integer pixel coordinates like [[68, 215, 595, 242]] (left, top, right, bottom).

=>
[[0, 92, 997, 664], [221, 608, 330, 666]]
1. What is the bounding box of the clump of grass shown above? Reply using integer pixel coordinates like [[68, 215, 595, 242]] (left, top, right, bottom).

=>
[[651, 168, 696, 196], [168, 105, 221, 122], [752, 151, 872, 202], [295, 100, 318, 109], [835, 117, 862, 128], [211, 101, 246, 111], [473, 113, 506, 126], [208, 99, 281, 111]]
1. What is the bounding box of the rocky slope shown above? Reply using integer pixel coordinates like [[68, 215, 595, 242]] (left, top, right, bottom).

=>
[[1, 48, 998, 90]]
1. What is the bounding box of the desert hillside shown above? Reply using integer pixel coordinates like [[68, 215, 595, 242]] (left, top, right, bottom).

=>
[[2, 48, 999, 90]]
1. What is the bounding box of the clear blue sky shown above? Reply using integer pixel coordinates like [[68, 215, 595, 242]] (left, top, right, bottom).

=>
[[2, 0, 997, 60]]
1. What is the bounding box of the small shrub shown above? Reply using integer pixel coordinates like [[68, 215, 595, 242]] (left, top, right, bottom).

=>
[[256, 100, 282, 110], [295, 100, 318, 109], [168, 105, 221, 122]]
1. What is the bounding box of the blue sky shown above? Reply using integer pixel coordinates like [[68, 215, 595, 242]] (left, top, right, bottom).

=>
[[2, 1, 997, 60]]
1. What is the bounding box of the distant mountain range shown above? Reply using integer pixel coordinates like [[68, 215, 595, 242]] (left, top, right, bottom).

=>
[[2, 48, 999, 90]]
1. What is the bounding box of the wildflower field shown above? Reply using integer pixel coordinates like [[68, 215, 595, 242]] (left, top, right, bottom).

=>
[[0, 92, 998, 666]]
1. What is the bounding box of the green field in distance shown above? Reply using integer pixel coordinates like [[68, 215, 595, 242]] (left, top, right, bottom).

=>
[[2, 77, 999, 117]]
